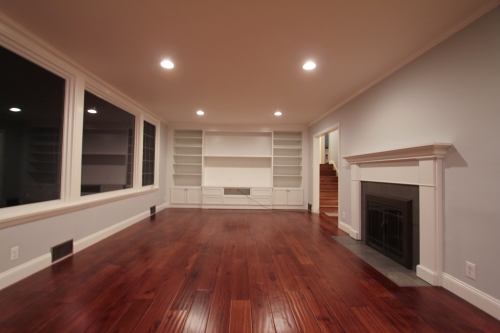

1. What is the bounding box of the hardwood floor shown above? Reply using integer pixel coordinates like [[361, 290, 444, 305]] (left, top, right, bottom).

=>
[[0, 209, 499, 332]]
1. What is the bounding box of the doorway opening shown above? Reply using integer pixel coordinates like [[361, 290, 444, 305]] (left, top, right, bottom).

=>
[[312, 124, 339, 214]]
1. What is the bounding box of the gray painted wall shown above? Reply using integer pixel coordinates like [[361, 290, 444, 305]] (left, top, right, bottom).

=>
[[308, 8, 500, 300], [0, 122, 168, 274]]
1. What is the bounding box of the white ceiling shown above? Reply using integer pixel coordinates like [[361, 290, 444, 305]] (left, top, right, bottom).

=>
[[0, 1, 497, 126]]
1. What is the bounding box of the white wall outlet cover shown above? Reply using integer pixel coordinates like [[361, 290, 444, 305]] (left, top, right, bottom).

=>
[[466, 261, 476, 280], [11, 246, 19, 261], [342, 159, 347, 169], [342, 211, 346, 220]]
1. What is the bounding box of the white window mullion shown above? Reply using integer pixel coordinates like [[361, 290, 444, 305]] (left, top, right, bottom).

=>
[[154, 121, 160, 188], [133, 114, 144, 189], [66, 75, 85, 202]]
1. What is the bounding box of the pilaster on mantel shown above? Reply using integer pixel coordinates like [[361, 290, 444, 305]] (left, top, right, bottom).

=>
[[344, 143, 452, 164]]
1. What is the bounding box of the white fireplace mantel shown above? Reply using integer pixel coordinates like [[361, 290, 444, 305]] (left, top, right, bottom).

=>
[[344, 143, 452, 286]]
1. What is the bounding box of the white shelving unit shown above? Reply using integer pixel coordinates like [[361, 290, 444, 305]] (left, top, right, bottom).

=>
[[169, 128, 305, 209], [173, 130, 203, 187], [273, 131, 302, 188]]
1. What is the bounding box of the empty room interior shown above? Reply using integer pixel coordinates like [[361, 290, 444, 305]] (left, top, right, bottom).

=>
[[1, 1, 500, 332]]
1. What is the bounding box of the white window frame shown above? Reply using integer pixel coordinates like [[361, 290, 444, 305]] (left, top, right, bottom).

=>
[[0, 14, 161, 229]]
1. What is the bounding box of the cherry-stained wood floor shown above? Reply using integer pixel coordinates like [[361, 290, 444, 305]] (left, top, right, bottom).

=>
[[1, 209, 499, 333]]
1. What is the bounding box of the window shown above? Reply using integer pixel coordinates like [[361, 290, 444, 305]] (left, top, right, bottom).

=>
[[81, 91, 135, 196], [0, 45, 65, 208], [142, 121, 156, 186]]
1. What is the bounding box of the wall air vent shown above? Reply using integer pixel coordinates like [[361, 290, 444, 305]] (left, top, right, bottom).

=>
[[51, 240, 73, 263]]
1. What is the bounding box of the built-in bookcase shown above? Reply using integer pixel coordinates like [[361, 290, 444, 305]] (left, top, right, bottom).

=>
[[170, 129, 305, 208], [173, 130, 203, 186], [273, 131, 302, 188]]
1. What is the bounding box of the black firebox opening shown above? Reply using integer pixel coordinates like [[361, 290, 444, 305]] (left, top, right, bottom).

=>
[[366, 194, 413, 269]]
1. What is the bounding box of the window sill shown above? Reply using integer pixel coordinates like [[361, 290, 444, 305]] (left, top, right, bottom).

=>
[[0, 186, 159, 230]]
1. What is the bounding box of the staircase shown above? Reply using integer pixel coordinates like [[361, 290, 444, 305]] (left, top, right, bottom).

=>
[[320, 164, 338, 214]]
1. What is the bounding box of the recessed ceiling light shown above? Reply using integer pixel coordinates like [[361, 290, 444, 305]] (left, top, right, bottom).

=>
[[303, 61, 316, 70], [197, 110, 204, 115], [9, 107, 21, 112], [275, 111, 282, 116], [160, 60, 174, 69], [87, 108, 97, 114]]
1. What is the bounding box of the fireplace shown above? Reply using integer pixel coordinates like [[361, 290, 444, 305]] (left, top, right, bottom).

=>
[[365, 193, 413, 269], [344, 143, 451, 286]]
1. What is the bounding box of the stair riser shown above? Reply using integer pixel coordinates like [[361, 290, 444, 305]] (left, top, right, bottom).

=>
[[320, 171, 337, 177], [320, 199, 338, 205], [320, 191, 338, 198], [320, 184, 338, 190], [320, 177, 338, 184], [320, 207, 338, 213], [320, 164, 335, 170]]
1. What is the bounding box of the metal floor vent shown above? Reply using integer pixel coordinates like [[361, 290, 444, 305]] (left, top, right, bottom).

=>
[[51, 240, 73, 263], [150, 205, 156, 215]]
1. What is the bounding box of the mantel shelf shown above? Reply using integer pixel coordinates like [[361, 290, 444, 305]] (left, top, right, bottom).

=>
[[344, 143, 452, 164]]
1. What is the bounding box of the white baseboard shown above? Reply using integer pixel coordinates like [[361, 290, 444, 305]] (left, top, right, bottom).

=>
[[157, 201, 168, 212], [0, 204, 166, 291], [349, 229, 359, 239], [0, 253, 52, 291], [338, 221, 351, 234], [416, 265, 438, 286], [442, 273, 500, 321], [170, 204, 203, 209]]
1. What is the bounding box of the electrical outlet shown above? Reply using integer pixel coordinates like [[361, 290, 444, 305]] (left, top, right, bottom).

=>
[[342, 211, 346, 220], [466, 261, 476, 280], [11, 246, 19, 261]]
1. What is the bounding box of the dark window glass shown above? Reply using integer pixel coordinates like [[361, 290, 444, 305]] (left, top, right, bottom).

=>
[[81, 92, 135, 195], [0, 45, 65, 208], [142, 121, 156, 186]]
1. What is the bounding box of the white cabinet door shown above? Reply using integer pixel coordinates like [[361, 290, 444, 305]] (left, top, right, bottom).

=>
[[171, 187, 201, 204], [272, 188, 303, 205], [171, 187, 187, 204], [288, 189, 303, 205], [272, 189, 288, 205], [186, 188, 202, 204]]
